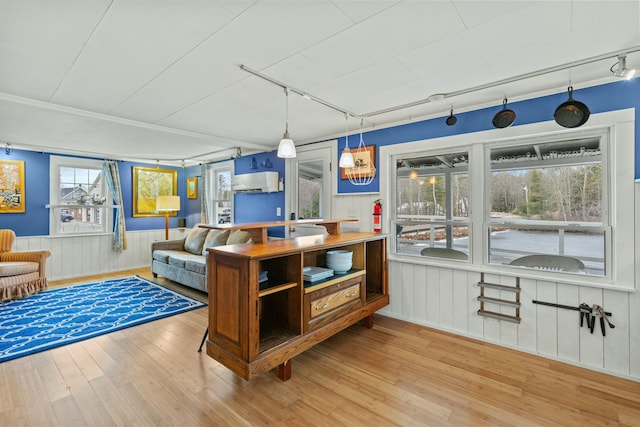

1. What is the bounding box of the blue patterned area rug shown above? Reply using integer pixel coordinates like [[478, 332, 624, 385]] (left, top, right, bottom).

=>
[[0, 275, 206, 363]]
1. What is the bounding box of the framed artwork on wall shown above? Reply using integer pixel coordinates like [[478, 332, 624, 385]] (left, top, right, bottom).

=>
[[132, 166, 178, 217], [187, 177, 198, 199], [0, 160, 25, 213], [340, 145, 376, 180]]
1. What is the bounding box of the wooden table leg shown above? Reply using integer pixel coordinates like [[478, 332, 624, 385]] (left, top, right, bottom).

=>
[[363, 314, 374, 329], [277, 359, 292, 381]]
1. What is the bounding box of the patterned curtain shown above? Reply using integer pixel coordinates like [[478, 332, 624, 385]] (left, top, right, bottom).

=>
[[200, 163, 209, 224], [102, 161, 128, 250]]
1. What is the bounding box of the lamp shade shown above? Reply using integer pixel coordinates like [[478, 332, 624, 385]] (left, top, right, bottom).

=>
[[339, 147, 355, 168], [156, 195, 180, 212], [277, 133, 296, 158]]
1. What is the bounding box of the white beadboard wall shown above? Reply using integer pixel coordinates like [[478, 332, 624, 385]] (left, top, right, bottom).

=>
[[14, 228, 189, 281], [333, 191, 640, 383]]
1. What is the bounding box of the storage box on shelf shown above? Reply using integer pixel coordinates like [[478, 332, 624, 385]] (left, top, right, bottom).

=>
[[206, 231, 388, 381]]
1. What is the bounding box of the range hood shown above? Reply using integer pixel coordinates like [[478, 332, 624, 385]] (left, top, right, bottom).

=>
[[232, 171, 279, 193]]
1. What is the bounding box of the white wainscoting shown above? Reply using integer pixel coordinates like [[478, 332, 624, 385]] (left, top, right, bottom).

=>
[[14, 228, 189, 281], [331, 191, 640, 383]]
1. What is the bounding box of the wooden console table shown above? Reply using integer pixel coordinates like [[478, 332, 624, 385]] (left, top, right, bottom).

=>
[[200, 218, 358, 244], [205, 230, 388, 381]]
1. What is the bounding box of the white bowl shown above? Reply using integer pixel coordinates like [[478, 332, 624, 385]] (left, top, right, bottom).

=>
[[326, 250, 352, 273]]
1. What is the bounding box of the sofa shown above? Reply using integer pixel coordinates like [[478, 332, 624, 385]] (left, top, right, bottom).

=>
[[151, 225, 252, 292], [0, 229, 51, 302]]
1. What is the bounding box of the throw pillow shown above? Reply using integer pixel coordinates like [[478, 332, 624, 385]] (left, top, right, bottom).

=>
[[201, 229, 231, 255], [184, 226, 210, 255], [226, 229, 253, 245]]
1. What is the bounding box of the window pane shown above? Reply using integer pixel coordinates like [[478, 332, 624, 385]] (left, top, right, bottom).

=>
[[489, 226, 605, 275], [216, 170, 231, 200], [394, 151, 469, 260], [210, 167, 232, 225], [396, 221, 469, 258], [297, 159, 323, 220], [56, 165, 107, 234], [488, 138, 605, 276]]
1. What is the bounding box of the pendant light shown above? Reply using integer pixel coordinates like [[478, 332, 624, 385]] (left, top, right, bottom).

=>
[[346, 118, 375, 186], [277, 88, 296, 158], [338, 113, 355, 168]]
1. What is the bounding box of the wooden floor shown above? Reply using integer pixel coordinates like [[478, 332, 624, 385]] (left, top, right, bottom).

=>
[[1, 269, 639, 427]]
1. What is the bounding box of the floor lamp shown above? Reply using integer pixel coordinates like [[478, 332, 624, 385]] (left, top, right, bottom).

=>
[[156, 195, 180, 240]]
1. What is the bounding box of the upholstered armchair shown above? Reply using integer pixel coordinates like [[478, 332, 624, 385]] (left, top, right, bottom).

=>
[[0, 229, 51, 302]]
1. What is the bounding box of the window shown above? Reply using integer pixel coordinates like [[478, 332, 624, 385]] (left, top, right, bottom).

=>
[[487, 137, 607, 276], [49, 156, 111, 236], [297, 159, 323, 219], [386, 110, 634, 289], [394, 151, 470, 261], [206, 161, 233, 225]]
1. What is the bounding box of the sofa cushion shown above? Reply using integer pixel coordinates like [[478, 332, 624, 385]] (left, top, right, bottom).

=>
[[152, 250, 172, 263], [184, 227, 209, 255], [167, 251, 204, 268], [202, 229, 231, 255], [0, 261, 39, 277], [185, 260, 206, 275], [227, 229, 252, 245]]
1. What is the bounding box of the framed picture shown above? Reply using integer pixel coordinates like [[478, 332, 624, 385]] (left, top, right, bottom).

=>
[[133, 166, 178, 217], [0, 160, 25, 213], [187, 177, 198, 199], [340, 145, 376, 180]]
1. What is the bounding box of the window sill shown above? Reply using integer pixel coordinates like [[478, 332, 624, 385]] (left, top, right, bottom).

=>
[[46, 204, 121, 208], [388, 253, 635, 293], [48, 232, 113, 238]]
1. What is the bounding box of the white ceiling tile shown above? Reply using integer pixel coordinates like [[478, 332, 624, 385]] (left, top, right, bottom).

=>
[[112, 1, 353, 123], [306, 59, 419, 114], [332, 0, 399, 23], [452, 1, 537, 29], [51, 1, 237, 112], [0, 0, 111, 99], [302, 1, 465, 76]]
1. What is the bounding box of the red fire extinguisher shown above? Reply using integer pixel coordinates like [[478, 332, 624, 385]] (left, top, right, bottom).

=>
[[373, 199, 382, 233]]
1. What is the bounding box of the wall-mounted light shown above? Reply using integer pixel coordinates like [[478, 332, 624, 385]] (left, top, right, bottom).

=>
[[277, 88, 296, 158], [611, 55, 637, 80]]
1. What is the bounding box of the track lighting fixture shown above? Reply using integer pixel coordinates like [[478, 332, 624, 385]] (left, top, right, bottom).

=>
[[611, 55, 636, 80]]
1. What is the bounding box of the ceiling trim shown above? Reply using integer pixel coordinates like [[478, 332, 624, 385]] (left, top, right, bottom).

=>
[[0, 92, 273, 152]]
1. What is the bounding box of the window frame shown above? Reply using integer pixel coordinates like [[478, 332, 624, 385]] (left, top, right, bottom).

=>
[[49, 156, 113, 237], [484, 132, 609, 278], [393, 148, 472, 262], [205, 160, 234, 226], [381, 108, 635, 291]]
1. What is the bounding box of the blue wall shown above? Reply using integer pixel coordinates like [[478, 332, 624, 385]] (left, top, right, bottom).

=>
[[336, 79, 640, 193], [233, 150, 286, 238], [0, 150, 50, 235], [0, 153, 187, 237], [3, 79, 638, 237]]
